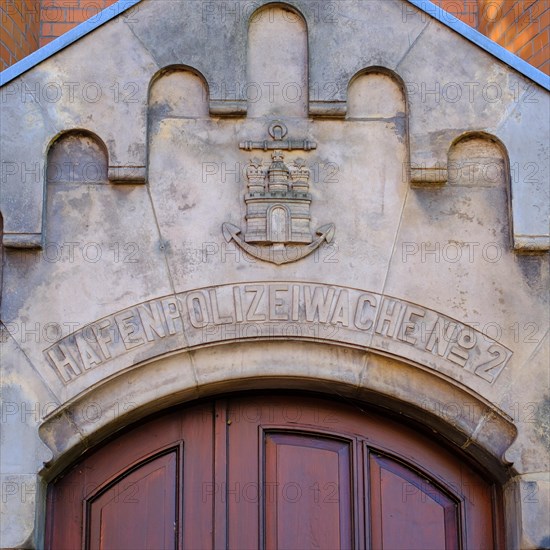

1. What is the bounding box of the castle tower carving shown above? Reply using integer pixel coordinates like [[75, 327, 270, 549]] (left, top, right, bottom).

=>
[[244, 150, 313, 246], [223, 121, 334, 265]]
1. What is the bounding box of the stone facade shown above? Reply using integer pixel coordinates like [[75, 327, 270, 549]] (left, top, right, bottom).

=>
[[2, 0, 549, 75], [0, 0, 549, 548]]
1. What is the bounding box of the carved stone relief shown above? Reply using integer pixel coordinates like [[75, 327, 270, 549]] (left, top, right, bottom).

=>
[[223, 121, 335, 265]]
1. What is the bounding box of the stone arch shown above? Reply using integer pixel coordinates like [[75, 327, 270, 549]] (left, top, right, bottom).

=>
[[341, 67, 410, 217], [43, 130, 129, 263], [148, 65, 210, 119], [146, 65, 211, 241], [247, 3, 309, 118], [44, 130, 109, 241], [39, 341, 516, 482], [448, 132, 510, 182], [46, 130, 109, 185], [347, 67, 408, 120], [448, 132, 512, 245], [37, 337, 522, 545]]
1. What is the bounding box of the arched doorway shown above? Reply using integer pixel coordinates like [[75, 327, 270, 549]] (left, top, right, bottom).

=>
[[268, 205, 289, 244], [45, 394, 504, 549]]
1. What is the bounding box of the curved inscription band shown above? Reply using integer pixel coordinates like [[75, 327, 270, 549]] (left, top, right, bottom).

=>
[[43, 282, 512, 388], [222, 223, 335, 265]]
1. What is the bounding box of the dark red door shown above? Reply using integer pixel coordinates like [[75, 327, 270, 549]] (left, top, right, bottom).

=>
[[87, 451, 178, 550], [46, 395, 503, 549]]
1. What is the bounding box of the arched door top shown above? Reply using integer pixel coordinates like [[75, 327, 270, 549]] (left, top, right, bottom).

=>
[[39, 343, 516, 485], [46, 394, 504, 549]]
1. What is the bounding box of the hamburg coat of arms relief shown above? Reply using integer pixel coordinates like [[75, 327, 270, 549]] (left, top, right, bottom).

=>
[[222, 121, 335, 265]]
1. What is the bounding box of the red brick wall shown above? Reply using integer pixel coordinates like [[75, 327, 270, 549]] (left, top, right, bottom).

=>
[[0, 0, 39, 70], [478, 0, 549, 75], [433, 0, 480, 28], [433, 0, 549, 74], [1, 0, 549, 74], [40, 0, 117, 47]]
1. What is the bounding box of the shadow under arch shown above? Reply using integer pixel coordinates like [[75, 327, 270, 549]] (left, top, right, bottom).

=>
[[38, 340, 517, 484]]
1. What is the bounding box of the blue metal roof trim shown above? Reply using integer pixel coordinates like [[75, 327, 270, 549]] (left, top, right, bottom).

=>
[[0, 0, 142, 87], [0, 0, 549, 91], [407, 0, 549, 91]]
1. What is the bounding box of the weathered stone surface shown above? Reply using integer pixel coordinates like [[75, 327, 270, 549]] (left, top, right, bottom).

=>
[[1, 163, 173, 400], [0, 13, 158, 242], [1, 0, 547, 248], [503, 331, 550, 474], [0, 474, 40, 549], [515, 473, 550, 549], [385, 134, 548, 410], [307, 0, 428, 102], [0, 327, 53, 549], [494, 89, 550, 250], [0, 0, 548, 547]]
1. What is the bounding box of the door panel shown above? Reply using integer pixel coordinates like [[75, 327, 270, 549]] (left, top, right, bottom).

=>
[[264, 433, 353, 550], [46, 395, 503, 549], [46, 406, 214, 550], [369, 453, 459, 550], [88, 451, 178, 550]]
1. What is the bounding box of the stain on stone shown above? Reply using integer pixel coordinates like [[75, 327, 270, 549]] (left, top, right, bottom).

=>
[[47, 132, 108, 184], [534, 395, 550, 451], [516, 254, 550, 302], [393, 114, 407, 143], [149, 103, 173, 121], [128, 142, 145, 158]]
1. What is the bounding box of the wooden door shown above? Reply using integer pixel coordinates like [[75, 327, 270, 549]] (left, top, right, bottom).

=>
[[46, 395, 503, 549]]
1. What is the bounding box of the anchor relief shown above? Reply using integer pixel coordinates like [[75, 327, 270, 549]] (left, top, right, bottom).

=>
[[223, 121, 335, 265]]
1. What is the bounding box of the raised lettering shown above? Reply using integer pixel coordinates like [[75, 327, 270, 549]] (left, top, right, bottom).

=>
[[354, 294, 377, 330], [233, 286, 244, 322], [209, 289, 233, 324], [42, 283, 511, 386], [137, 301, 166, 342], [426, 318, 457, 356], [269, 284, 289, 321], [92, 319, 114, 359], [474, 345, 509, 383], [375, 298, 404, 338], [330, 290, 349, 327], [291, 285, 300, 321], [245, 285, 266, 321], [115, 311, 145, 350], [74, 333, 103, 370], [397, 305, 426, 345], [304, 286, 335, 323], [48, 343, 82, 383], [162, 298, 182, 335], [187, 292, 210, 328], [447, 345, 469, 367]]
